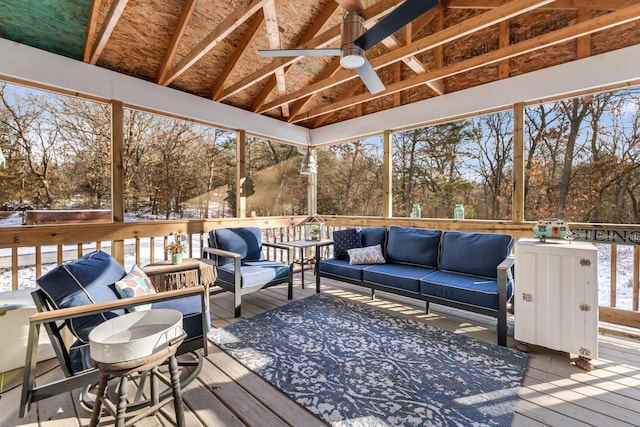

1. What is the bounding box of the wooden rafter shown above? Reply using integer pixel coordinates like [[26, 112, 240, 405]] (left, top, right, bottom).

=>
[[88, 0, 129, 65], [156, 0, 198, 84], [259, 0, 556, 115], [217, 0, 406, 102], [253, 1, 340, 113], [577, 8, 592, 59], [292, 1, 640, 123], [212, 9, 265, 101], [262, 1, 289, 117], [83, 0, 102, 63], [498, 20, 509, 79], [446, 0, 637, 10], [160, 0, 270, 86]]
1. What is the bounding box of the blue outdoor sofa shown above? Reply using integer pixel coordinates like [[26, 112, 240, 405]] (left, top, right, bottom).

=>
[[316, 226, 515, 346]]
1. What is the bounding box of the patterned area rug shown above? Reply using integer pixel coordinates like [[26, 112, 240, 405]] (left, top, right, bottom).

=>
[[209, 294, 528, 427]]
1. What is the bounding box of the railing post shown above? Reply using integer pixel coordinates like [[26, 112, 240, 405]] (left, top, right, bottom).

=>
[[383, 129, 393, 218], [512, 102, 525, 223], [236, 129, 247, 218]]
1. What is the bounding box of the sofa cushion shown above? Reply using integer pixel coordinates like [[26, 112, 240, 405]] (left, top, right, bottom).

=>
[[348, 244, 386, 265], [386, 226, 441, 267], [420, 270, 513, 310], [217, 260, 290, 288], [319, 259, 370, 282], [360, 227, 388, 251], [37, 250, 126, 343], [333, 228, 361, 260], [363, 263, 435, 293], [210, 227, 264, 265], [440, 231, 514, 278]]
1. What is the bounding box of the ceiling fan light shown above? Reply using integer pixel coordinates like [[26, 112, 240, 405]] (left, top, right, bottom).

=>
[[340, 45, 366, 69]]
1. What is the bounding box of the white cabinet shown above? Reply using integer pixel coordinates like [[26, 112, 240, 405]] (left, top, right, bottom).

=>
[[515, 238, 598, 360]]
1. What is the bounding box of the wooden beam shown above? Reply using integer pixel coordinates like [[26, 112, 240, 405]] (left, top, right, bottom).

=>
[[83, 0, 102, 63], [156, 0, 198, 84], [254, 1, 340, 113], [266, 0, 556, 116], [161, 0, 270, 86], [577, 8, 592, 59], [498, 21, 510, 79], [291, 2, 640, 123], [212, 9, 265, 101], [599, 306, 640, 327], [252, 74, 279, 112], [88, 0, 129, 65], [335, 0, 365, 12], [218, 0, 405, 101], [263, 1, 289, 117], [447, 0, 636, 10], [512, 102, 524, 222]]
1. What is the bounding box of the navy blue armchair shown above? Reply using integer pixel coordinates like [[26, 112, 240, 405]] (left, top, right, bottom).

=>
[[204, 227, 293, 317]]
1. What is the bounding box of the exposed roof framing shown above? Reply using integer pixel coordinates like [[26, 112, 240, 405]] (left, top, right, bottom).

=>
[[1, 0, 640, 129]]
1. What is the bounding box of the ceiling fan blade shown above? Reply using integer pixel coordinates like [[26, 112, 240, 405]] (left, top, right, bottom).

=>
[[355, 59, 385, 94], [354, 0, 440, 51], [259, 48, 341, 57]]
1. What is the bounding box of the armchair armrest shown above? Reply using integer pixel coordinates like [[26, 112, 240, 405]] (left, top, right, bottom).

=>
[[498, 254, 515, 272], [28, 286, 206, 325], [202, 246, 241, 260]]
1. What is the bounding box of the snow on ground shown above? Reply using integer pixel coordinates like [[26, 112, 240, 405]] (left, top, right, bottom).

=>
[[0, 212, 636, 310]]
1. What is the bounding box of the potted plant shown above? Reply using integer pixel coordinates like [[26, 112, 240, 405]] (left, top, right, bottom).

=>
[[168, 232, 186, 264]]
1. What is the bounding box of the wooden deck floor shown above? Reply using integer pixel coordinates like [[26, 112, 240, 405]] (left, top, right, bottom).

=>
[[2, 275, 640, 427]]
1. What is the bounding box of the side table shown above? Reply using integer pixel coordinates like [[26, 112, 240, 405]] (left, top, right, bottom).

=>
[[281, 239, 333, 289], [143, 258, 216, 292]]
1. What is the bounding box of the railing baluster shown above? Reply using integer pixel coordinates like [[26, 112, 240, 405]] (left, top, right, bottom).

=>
[[149, 237, 155, 263], [634, 246, 639, 312], [11, 247, 18, 290], [611, 245, 617, 308], [135, 237, 141, 265], [35, 246, 42, 279]]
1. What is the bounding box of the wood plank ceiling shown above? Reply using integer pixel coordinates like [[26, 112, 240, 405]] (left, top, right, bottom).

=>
[[3, 0, 640, 129]]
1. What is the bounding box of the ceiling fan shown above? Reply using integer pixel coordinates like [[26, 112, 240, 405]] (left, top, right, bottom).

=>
[[258, 0, 440, 94]]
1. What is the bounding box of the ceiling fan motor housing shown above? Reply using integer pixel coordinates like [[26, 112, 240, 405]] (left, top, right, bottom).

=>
[[340, 11, 366, 69]]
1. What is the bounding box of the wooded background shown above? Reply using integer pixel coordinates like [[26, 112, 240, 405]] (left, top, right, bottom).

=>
[[1, 82, 639, 224]]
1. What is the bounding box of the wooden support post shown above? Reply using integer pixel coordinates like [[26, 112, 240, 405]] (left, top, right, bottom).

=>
[[383, 129, 393, 218], [111, 100, 125, 265], [236, 129, 247, 218], [512, 102, 525, 223], [307, 164, 317, 215]]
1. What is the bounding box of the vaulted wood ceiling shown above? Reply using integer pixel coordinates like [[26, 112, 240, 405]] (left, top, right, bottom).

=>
[[2, 0, 640, 129]]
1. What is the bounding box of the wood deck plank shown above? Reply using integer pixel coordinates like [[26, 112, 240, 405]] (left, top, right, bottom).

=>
[[5, 278, 640, 427]]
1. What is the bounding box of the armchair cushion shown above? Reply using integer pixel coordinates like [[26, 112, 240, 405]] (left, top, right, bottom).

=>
[[209, 227, 264, 265], [37, 250, 126, 343], [217, 260, 291, 288]]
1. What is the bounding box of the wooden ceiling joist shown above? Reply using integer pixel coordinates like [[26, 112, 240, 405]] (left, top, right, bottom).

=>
[[262, 0, 289, 117], [160, 0, 270, 86], [88, 0, 129, 65], [446, 0, 637, 10], [252, 1, 340, 113], [292, 1, 640, 123], [217, 0, 406, 102], [212, 9, 265, 101], [83, 0, 102, 63], [258, 0, 557, 115], [156, 0, 198, 85]]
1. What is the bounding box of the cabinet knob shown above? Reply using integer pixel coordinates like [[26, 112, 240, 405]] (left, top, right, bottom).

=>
[[522, 293, 533, 302], [579, 303, 592, 312], [580, 259, 591, 267]]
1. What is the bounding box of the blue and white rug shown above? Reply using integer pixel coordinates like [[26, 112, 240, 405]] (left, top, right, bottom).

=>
[[209, 294, 528, 427]]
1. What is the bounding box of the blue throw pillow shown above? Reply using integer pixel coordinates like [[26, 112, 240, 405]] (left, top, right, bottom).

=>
[[37, 250, 126, 343], [440, 231, 514, 278], [333, 228, 361, 260], [386, 226, 441, 267]]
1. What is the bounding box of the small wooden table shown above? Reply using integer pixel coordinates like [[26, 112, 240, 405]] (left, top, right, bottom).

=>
[[280, 239, 333, 288], [142, 258, 216, 292]]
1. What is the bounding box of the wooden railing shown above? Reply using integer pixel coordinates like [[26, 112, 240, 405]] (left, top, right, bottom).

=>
[[1, 215, 638, 332]]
